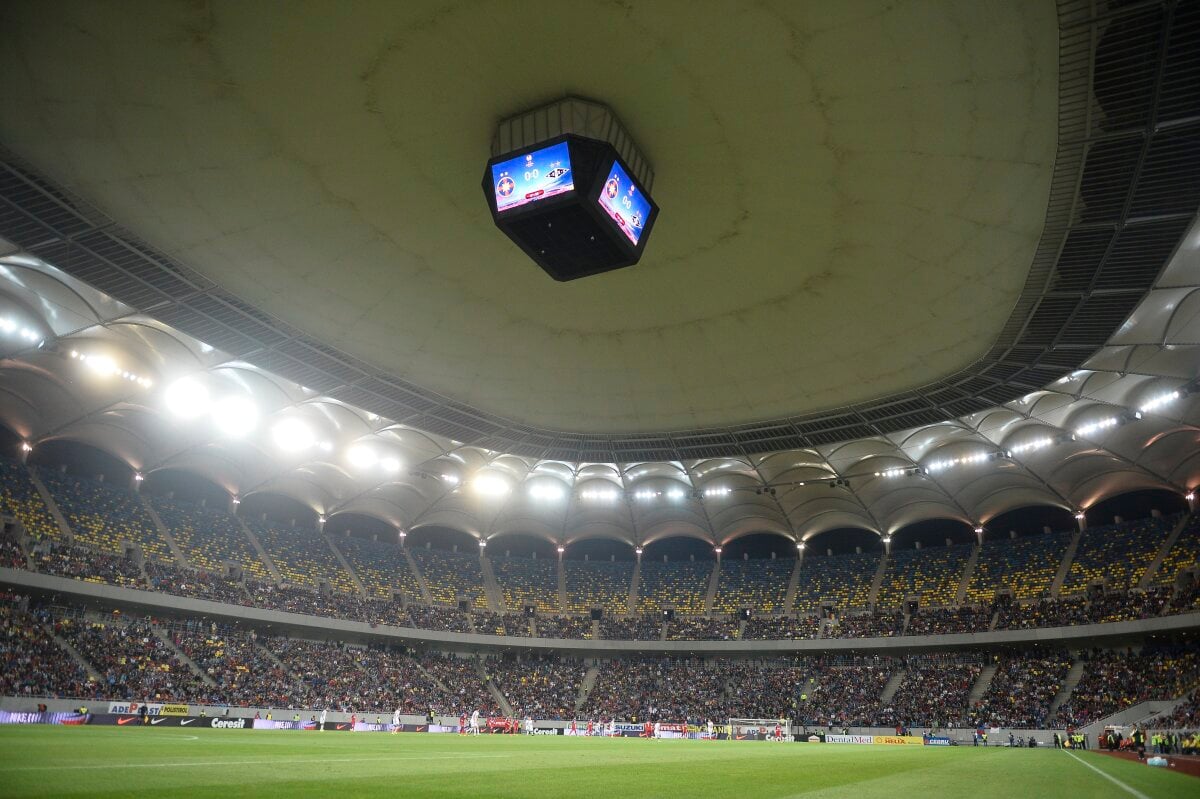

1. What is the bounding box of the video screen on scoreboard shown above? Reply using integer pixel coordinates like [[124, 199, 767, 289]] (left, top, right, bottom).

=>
[[490, 141, 574, 213], [594, 160, 652, 246]]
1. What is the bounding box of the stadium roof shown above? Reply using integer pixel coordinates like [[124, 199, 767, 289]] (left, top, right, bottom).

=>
[[0, 0, 1197, 547]]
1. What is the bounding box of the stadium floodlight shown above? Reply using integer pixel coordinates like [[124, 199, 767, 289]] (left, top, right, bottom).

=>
[[1075, 416, 1119, 437], [1009, 436, 1053, 455], [974, 526, 984, 534], [796, 541, 805, 550], [704, 486, 731, 498], [666, 487, 685, 500], [20, 442, 32, 453], [1187, 492, 1195, 501], [478, 539, 488, 548], [133, 473, 144, 482], [211, 395, 259, 437], [529, 482, 565, 501], [634, 546, 643, 555], [556, 546, 565, 553], [165, 377, 211, 419], [714, 546, 722, 555], [881, 536, 892, 544], [0, 317, 14, 333], [380, 456, 401, 474], [581, 487, 619, 502], [1139, 390, 1181, 413], [346, 444, 378, 470], [442, 473, 460, 485], [633, 489, 658, 501], [473, 473, 511, 497], [272, 418, 315, 453]]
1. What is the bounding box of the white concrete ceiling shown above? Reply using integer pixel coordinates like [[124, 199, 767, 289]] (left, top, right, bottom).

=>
[[0, 0, 1058, 432]]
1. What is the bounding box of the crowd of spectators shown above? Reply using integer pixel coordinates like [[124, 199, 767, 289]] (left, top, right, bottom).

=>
[[472, 610, 529, 637], [0, 595, 99, 699], [666, 616, 736, 641], [995, 595, 1093, 630], [599, 614, 663, 640], [830, 610, 903, 638], [742, 615, 820, 640], [792, 657, 891, 728], [249, 520, 357, 595], [580, 659, 727, 723], [724, 661, 801, 719], [486, 655, 585, 719], [333, 535, 424, 601], [0, 532, 26, 569], [972, 652, 1072, 728], [33, 541, 143, 588], [535, 614, 593, 639], [409, 548, 488, 609], [882, 654, 983, 728], [59, 616, 213, 703], [905, 606, 993, 635], [1154, 692, 1198, 730], [146, 561, 249, 605], [406, 604, 471, 634], [171, 627, 295, 708], [1055, 645, 1200, 726]]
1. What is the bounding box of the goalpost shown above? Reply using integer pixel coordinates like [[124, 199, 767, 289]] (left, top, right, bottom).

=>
[[727, 718, 792, 741]]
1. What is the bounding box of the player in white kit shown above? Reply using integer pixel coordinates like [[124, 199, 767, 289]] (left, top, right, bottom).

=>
[[470, 709, 481, 735], [319, 708, 326, 731]]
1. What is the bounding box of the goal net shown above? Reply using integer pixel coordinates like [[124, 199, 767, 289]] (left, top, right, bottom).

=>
[[727, 718, 792, 740]]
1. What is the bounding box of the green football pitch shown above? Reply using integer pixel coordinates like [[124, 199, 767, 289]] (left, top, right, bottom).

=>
[[0, 727, 1194, 798]]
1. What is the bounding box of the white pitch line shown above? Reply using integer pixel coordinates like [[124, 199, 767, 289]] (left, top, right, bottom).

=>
[[1062, 749, 1152, 799], [0, 754, 510, 772]]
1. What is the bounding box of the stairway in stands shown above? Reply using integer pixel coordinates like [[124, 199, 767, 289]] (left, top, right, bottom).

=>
[[152, 626, 217, 689], [969, 661, 999, 705], [575, 665, 600, 714], [1046, 658, 1087, 721]]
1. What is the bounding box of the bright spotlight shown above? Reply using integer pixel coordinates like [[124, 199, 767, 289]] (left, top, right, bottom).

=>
[[381, 457, 401, 474], [272, 418, 315, 452], [346, 445, 378, 470], [529, 483, 564, 501], [667, 488, 685, 500], [165, 378, 210, 419], [211, 395, 259, 437], [473, 473, 510, 497], [83, 354, 118, 377]]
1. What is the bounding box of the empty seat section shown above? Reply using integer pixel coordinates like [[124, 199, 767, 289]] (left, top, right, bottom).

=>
[[563, 560, 631, 614], [876, 544, 972, 609], [249, 520, 356, 594], [965, 532, 1071, 603], [712, 557, 792, 614], [490, 555, 559, 613], [1061, 517, 1171, 596], [792, 551, 877, 614], [333, 536, 423, 600], [40, 472, 171, 562], [151, 499, 270, 580], [0, 459, 61, 543], [635, 560, 711, 614], [409, 548, 487, 608]]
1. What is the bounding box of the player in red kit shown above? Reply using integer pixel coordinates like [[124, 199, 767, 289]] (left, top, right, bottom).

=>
[[459, 713, 467, 735], [569, 720, 577, 736], [643, 720, 652, 738], [774, 723, 782, 741], [586, 720, 594, 737]]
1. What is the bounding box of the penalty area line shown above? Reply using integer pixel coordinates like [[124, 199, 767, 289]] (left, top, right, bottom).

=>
[[0, 754, 510, 772], [1062, 749, 1151, 799]]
